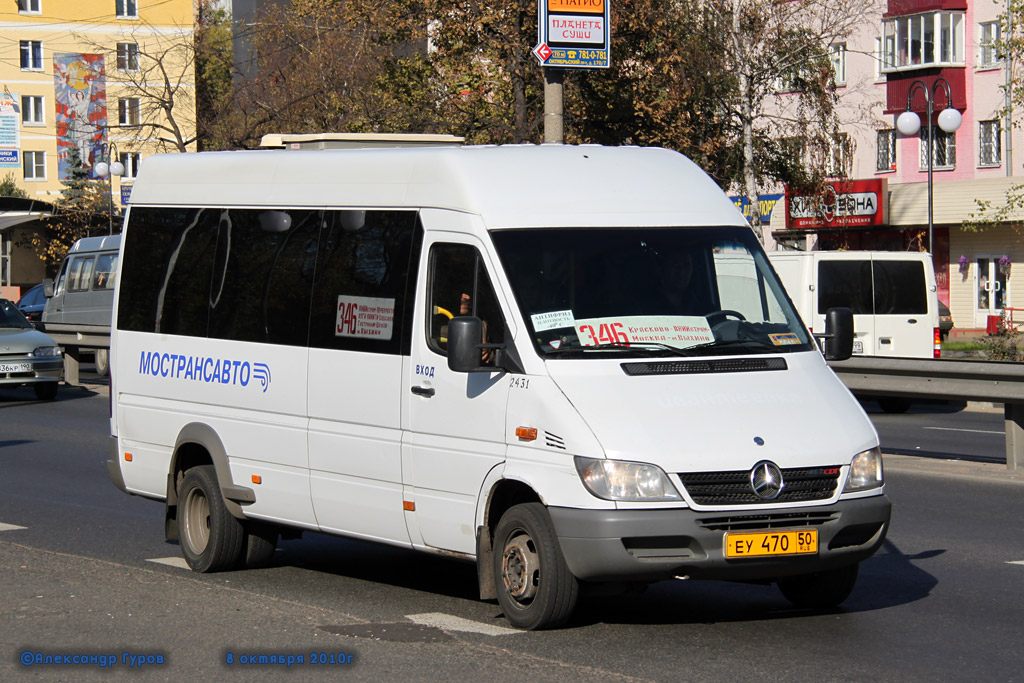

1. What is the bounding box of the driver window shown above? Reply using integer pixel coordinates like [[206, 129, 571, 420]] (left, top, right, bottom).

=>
[[427, 243, 504, 364]]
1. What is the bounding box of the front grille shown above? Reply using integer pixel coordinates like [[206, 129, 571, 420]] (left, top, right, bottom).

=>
[[697, 511, 839, 532], [679, 466, 841, 506]]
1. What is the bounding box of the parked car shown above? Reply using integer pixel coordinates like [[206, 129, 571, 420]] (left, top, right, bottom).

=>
[[16, 283, 46, 324], [938, 300, 953, 341], [0, 299, 63, 400]]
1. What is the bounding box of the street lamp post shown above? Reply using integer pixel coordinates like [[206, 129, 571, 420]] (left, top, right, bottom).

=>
[[93, 142, 124, 234], [894, 77, 962, 256]]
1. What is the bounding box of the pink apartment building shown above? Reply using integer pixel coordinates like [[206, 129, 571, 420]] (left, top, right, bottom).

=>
[[769, 0, 1021, 335]]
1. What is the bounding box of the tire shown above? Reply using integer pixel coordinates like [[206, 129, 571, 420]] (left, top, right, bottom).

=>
[[177, 465, 245, 572], [94, 348, 110, 377], [239, 521, 279, 569], [33, 381, 58, 401], [778, 563, 859, 609], [878, 397, 911, 414], [492, 503, 579, 630]]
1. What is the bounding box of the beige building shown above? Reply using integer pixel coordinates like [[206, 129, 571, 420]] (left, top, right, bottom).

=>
[[0, 0, 197, 296]]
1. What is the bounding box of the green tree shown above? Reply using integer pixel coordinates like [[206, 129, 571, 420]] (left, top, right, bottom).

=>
[[19, 146, 113, 271], [202, 0, 869, 224], [0, 172, 29, 198], [195, 0, 235, 150]]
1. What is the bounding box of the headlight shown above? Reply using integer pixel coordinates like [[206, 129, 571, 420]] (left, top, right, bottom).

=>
[[31, 346, 61, 358], [844, 446, 883, 492], [574, 457, 682, 502]]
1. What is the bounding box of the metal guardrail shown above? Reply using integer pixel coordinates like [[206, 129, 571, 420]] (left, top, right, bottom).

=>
[[828, 356, 1024, 471]]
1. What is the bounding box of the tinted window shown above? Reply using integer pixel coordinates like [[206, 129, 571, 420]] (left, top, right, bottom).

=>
[[308, 210, 420, 355], [118, 207, 221, 336], [873, 260, 926, 314], [817, 260, 872, 314], [208, 209, 321, 346]]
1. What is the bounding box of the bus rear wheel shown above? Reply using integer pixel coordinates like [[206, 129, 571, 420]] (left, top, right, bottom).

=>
[[178, 465, 244, 572]]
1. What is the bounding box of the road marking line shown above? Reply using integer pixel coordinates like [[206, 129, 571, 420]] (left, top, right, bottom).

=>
[[922, 427, 1004, 435], [0, 523, 27, 532], [1007, 561, 1024, 566], [405, 612, 521, 636], [146, 557, 190, 569]]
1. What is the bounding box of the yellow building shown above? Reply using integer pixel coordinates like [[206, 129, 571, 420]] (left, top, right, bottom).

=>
[[1, 0, 196, 292]]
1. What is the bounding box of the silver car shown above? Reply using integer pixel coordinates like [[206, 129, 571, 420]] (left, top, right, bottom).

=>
[[0, 299, 62, 400]]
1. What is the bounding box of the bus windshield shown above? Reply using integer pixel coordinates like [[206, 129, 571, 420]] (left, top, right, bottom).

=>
[[490, 226, 813, 358]]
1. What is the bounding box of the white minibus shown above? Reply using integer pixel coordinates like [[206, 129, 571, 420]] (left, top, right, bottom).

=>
[[108, 144, 890, 629], [768, 250, 940, 359]]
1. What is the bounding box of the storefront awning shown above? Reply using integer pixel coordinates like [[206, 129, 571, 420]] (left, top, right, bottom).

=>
[[0, 197, 54, 232]]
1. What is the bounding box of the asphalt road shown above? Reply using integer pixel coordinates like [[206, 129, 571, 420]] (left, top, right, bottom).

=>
[[2, 381, 1023, 681], [863, 398, 1007, 464]]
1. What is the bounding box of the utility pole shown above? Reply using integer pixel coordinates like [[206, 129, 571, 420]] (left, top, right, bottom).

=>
[[543, 68, 564, 143]]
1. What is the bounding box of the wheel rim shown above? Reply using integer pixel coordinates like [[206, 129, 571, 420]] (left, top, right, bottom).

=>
[[182, 486, 211, 555], [501, 530, 540, 605]]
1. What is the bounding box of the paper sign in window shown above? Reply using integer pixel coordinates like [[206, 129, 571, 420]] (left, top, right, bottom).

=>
[[531, 309, 576, 332], [336, 295, 395, 340]]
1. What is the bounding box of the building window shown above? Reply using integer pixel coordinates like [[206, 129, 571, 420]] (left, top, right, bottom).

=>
[[876, 129, 896, 172], [18, 0, 41, 14], [979, 22, 1001, 68], [116, 0, 138, 18], [23, 151, 45, 180], [20, 41, 43, 70], [119, 152, 141, 178], [826, 133, 852, 178], [119, 98, 140, 126], [920, 129, 956, 169], [21, 95, 44, 125], [117, 43, 139, 71], [830, 43, 847, 86], [979, 120, 1002, 167], [882, 12, 964, 72]]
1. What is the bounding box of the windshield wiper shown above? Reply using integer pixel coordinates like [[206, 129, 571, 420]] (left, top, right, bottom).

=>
[[675, 338, 778, 355]]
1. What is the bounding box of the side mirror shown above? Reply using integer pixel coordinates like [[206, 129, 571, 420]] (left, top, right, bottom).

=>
[[42, 278, 54, 298], [822, 307, 854, 361], [448, 316, 485, 373]]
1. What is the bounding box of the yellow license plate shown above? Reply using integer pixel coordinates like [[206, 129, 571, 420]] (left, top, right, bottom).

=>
[[724, 529, 818, 558]]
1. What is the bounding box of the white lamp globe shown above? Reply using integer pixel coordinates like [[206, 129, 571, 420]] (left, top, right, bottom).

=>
[[938, 107, 962, 133], [94, 161, 109, 178], [110, 160, 125, 176], [896, 110, 921, 136]]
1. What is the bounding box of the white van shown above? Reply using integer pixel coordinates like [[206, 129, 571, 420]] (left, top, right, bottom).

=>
[[43, 234, 120, 375], [107, 145, 889, 630], [768, 250, 940, 359]]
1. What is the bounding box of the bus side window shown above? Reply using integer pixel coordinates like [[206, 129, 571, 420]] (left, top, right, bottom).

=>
[[427, 243, 504, 365]]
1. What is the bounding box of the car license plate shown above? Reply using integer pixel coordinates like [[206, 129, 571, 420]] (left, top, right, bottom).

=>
[[853, 340, 863, 354], [724, 529, 818, 558], [0, 362, 32, 373]]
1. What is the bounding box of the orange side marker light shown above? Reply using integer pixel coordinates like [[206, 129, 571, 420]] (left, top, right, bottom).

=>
[[516, 427, 538, 442]]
